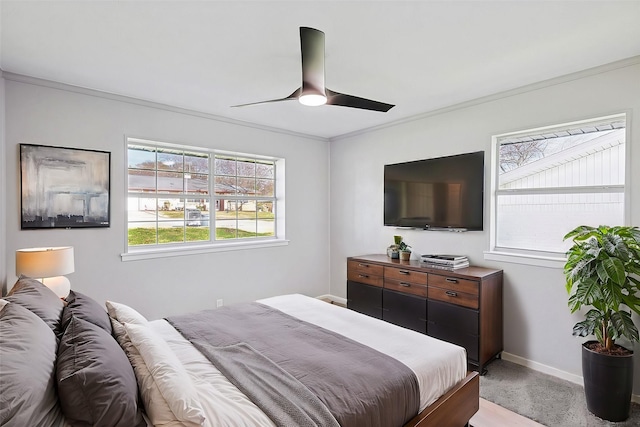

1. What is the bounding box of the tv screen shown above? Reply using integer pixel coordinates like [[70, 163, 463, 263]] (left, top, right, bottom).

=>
[[384, 151, 484, 230]]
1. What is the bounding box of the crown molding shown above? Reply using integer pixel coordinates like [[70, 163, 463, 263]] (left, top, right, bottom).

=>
[[3, 54, 639, 144], [0, 70, 328, 142], [331, 55, 640, 142]]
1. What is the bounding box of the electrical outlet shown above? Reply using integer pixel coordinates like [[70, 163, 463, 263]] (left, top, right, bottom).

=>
[[216, 299, 223, 308]]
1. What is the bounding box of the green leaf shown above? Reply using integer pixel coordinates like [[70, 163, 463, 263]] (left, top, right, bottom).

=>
[[609, 257, 627, 285], [601, 282, 624, 311], [611, 311, 639, 342], [571, 277, 601, 309], [568, 292, 581, 312], [564, 225, 596, 241], [596, 261, 609, 283], [628, 275, 640, 288], [600, 256, 626, 286], [620, 292, 640, 316], [566, 256, 595, 284], [573, 319, 596, 337], [583, 309, 604, 323]]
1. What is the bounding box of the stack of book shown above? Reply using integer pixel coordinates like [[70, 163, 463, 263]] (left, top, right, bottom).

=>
[[420, 254, 469, 270]]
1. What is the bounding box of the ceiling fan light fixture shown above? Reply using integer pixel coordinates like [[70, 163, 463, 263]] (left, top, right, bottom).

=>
[[299, 93, 327, 107]]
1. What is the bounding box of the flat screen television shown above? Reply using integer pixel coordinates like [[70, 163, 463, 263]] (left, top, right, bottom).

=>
[[384, 151, 484, 230]]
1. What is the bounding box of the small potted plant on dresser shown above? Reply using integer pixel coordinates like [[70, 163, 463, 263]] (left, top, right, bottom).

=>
[[387, 235, 403, 259], [398, 241, 412, 261], [563, 225, 640, 422]]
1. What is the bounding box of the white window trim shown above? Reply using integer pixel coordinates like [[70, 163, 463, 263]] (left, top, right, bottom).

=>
[[483, 250, 566, 269], [485, 112, 630, 268], [121, 239, 289, 262], [121, 137, 287, 261]]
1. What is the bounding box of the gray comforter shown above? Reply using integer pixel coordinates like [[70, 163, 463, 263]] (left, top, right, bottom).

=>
[[167, 302, 419, 427]]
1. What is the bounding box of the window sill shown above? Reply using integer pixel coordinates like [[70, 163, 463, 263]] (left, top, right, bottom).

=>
[[483, 250, 566, 269], [121, 239, 289, 261]]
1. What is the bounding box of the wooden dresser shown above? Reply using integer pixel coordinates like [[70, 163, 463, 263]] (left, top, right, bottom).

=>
[[347, 254, 503, 374]]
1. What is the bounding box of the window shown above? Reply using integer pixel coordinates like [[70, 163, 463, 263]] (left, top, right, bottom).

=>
[[489, 113, 626, 260], [126, 138, 281, 255], [213, 155, 276, 240]]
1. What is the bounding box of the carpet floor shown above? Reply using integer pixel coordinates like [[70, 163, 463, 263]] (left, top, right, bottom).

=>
[[479, 359, 640, 426]]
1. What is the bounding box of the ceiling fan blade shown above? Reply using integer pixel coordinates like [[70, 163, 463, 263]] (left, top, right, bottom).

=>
[[326, 88, 394, 112], [234, 27, 394, 112], [232, 88, 300, 108], [300, 27, 326, 96]]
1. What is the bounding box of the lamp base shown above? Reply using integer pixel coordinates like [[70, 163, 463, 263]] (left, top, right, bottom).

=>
[[40, 276, 71, 299]]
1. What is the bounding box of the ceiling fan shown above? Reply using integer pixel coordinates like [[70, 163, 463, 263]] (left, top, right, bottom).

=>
[[233, 27, 394, 112]]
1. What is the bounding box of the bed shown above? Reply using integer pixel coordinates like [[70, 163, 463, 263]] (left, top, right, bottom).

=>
[[0, 277, 479, 427]]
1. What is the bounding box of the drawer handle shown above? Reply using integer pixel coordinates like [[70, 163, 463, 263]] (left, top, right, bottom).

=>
[[446, 291, 458, 297], [398, 270, 410, 275], [358, 263, 369, 268], [399, 282, 411, 287], [358, 274, 369, 279], [446, 278, 459, 284]]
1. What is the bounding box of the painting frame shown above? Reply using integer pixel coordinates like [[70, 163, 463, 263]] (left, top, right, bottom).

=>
[[20, 144, 111, 229]]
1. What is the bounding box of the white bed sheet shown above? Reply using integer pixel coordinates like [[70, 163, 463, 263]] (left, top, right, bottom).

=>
[[150, 294, 467, 426], [150, 319, 276, 427]]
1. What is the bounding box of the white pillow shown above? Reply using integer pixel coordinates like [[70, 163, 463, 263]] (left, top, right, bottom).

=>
[[112, 318, 196, 427], [0, 299, 8, 312], [106, 302, 198, 426], [105, 300, 148, 325], [124, 322, 206, 426]]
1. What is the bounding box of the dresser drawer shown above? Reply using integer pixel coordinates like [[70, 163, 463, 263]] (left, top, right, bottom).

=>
[[385, 278, 428, 297], [348, 260, 384, 277], [428, 300, 479, 362], [347, 270, 383, 288], [347, 281, 383, 319], [383, 289, 427, 334], [384, 267, 428, 285], [428, 287, 479, 309], [429, 274, 479, 296]]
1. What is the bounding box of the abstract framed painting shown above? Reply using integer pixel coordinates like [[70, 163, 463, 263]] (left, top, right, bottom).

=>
[[20, 144, 111, 229]]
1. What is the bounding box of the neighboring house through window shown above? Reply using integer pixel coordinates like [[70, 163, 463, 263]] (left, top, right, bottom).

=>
[[125, 138, 283, 257], [488, 113, 627, 262]]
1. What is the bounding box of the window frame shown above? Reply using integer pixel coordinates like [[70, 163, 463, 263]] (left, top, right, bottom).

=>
[[485, 112, 630, 268], [122, 138, 287, 261]]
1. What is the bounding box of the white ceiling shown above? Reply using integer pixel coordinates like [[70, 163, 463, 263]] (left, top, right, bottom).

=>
[[2, 1, 640, 140]]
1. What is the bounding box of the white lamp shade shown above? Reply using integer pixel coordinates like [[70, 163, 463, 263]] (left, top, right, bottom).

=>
[[15, 247, 74, 298]]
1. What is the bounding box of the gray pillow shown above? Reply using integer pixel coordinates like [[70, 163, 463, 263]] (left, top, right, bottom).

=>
[[5, 276, 64, 335], [0, 302, 66, 427], [62, 290, 112, 334], [57, 315, 146, 427]]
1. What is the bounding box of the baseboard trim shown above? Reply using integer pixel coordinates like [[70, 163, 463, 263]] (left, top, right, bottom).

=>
[[502, 351, 640, 404], [316, 294, 348, 306]]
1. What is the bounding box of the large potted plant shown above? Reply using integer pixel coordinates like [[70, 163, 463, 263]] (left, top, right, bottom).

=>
[[563, 225, 640, 421]]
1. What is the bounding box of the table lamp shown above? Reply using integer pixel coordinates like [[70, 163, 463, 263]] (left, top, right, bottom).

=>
[[15, 246, 75, 298]]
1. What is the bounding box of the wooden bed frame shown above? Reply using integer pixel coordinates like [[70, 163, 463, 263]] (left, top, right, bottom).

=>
[[404, 371, 479, 427]]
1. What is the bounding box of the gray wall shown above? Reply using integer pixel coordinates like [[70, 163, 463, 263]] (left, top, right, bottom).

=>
[[329, 59, 640, 392], [3, 57, 640, 395], [0, 74, 6, 287], [3, 78, 330, 319]]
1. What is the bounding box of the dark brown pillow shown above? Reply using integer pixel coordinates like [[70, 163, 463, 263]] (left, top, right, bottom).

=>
[[62, 290, 112, 335], [0, 301, 65, 427], [5, 276, 63, 335], [57, 315, 146, 427]]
